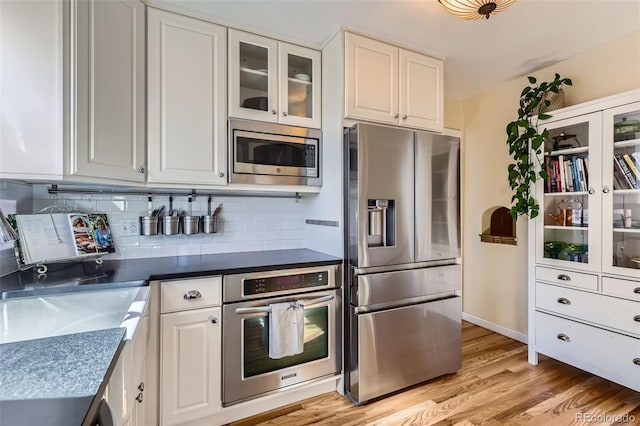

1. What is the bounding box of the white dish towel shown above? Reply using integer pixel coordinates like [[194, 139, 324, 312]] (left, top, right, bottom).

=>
[[268, 301, 304, 359]]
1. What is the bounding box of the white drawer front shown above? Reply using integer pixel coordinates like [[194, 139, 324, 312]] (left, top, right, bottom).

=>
[[535, 266, 597, 290], [161, 276, 221, 313], [535, 312, 640, 392], [602, 276, 640, 302], [536, 282, 640, 337]]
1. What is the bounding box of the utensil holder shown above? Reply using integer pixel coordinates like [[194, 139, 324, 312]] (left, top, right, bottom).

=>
[[201, 215, 219, 234], [182, 216, 200, 235], [163, 216, 179, 235], [140, 216, 159, 236]]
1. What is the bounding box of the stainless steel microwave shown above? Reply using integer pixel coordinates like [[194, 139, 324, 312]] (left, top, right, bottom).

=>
[[228, 119, 321, 186]]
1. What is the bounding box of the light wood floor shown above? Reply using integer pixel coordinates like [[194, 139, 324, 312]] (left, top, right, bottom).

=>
[[228, 321, 640, 426]]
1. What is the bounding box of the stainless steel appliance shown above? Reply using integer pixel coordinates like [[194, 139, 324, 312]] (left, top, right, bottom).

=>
[[222, 264, 341, 406], [344, 123, 462, 404], [228, 118, 321, 186]]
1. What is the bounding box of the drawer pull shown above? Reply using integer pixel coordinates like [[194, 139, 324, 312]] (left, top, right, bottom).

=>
[[634, 358, 640, 366], [557, 333, 571, 342], [557, 297, 571, 305], [183, 290, 202, 300], [634, 287, 640, 294], [557, 274, 571, 281], [208, 316, 218, 324], [634, 315, 640, 323]]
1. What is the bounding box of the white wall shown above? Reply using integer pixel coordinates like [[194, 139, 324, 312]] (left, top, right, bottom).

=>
[[461, 31, 640, 336], [0, 182, 311, 268]]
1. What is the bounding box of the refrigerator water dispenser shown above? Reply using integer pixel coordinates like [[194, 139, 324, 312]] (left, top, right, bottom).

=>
[[367, 199, 395, 247]]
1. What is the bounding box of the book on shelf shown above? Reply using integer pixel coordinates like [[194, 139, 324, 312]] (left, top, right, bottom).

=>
[[623, 154, 640, 181], [563, 159, 574, 192], [614, 153, 637, 188], [14, 213, 115, 266]]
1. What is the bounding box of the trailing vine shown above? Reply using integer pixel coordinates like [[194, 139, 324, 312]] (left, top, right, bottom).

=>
[[506, 73, 572, 219]]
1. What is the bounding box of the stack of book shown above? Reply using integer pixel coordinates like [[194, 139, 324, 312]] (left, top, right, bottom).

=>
[[545, 155, 589, 193], [613, 152, 640, 189]]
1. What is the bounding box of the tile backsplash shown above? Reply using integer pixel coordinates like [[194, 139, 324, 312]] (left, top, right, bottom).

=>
[[0, 181, 309, 270]]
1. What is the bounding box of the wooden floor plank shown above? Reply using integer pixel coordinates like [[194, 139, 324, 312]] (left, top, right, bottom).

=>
[[226, 322, 640, 426]]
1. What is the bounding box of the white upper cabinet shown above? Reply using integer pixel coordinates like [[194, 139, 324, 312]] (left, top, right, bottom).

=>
[[229, 29, 322, 129], [147, 8, 227, 185], [0, 1, 64, 180], [345, 32, 444, 132], [69, 0, 146, 183]]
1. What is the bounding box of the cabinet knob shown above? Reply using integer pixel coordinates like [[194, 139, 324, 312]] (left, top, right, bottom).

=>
[[634, 315, 640, 323], [138, 382, 144, 392], [588, 188, 595, 195], [556, 333, 571, 342], [402, 114, 408, 120], [634, 358, 640, 366], [183, 290, 202, 300], [208, 316, 218, 324], [393, 113, 399, 119], [557, 274, 571, 281], [634, 287, 640, 294], [219, 172, 225, 178], [602, 186, 610, 194], [282, 111, 288, 116], [138, 167, 145, 174], [272, 109, 277, 115], [557, 297, 571, 305], [136, 393, 143, 403]]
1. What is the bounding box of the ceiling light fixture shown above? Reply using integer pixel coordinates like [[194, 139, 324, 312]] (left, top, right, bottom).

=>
[[437, 0, 516, 20]]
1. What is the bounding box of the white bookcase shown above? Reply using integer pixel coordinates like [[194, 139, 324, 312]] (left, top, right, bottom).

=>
[[528, 89, 640, 392]]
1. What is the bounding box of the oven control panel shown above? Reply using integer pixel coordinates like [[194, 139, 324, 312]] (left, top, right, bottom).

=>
[[244, 271, 328, 296]]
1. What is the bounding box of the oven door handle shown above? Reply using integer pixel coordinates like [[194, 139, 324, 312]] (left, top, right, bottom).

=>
[[234, 294, 335, 314]]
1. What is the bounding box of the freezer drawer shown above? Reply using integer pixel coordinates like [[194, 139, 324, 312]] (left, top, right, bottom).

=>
[[353, 264, 461, 310], [349, 296, 461, 403]]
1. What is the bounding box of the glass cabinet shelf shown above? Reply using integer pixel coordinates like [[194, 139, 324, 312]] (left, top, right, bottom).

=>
[[548, 146, 589, 156]]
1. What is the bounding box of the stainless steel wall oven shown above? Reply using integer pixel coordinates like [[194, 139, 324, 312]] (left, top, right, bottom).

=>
[[222, 264, 341, 406]]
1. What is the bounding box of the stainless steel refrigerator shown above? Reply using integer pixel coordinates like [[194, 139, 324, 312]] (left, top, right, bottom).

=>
[[343, 122, 462, 404]]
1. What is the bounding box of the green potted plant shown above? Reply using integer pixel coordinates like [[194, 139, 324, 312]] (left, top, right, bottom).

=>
[[506, 73, 573, 219]]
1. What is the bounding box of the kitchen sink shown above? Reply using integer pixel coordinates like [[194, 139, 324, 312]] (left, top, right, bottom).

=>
[[0, 285, 149, 344]]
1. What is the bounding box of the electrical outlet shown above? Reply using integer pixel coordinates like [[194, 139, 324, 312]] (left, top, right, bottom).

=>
[[119, 219, 139, 235]]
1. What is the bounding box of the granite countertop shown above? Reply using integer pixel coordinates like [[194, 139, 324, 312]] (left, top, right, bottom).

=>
[[0, 249, 342, 425], [0, 327, 126, 426], [1, 249, 342, 296]]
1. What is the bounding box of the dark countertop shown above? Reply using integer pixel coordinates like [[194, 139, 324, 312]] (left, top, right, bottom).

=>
[[0, 249, 342, 298], [0, 327, 126, 426], [0, 249, 342, 425]]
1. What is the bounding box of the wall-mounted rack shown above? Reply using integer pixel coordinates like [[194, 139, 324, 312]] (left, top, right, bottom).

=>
[[48, 184, 303, 200]]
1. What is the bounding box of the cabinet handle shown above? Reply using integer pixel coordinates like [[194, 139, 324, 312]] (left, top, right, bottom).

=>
[[634, 287, 640, 294], [138, 382, 144, 392], [272, 109, 277, 115], [602, 186, 610, 194], [588, 188, 595, 195], [208, 316, 218, 324], [282, 111, 288, 116], [183, 290, 202, 300], [402, 114, 408, 120], [219, 172, 225, 178], [138, 167, 145, 174], [557, 333, 571, 342], [393, 113, 399, 119], [634, 358, 640, 366], [557, 297, 571, 305], [634, 315, 640, 323], [557, 274, 571, 281], [135, 393, 143, 403]]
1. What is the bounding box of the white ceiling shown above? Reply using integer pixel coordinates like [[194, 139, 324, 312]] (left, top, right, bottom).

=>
[[150, 0, 640, 99]]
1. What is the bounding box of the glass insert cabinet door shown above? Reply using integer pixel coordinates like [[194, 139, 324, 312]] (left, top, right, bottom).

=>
[[536, 112, 602, 272], [602, 101, 640, 277], [277, 43, 321, 128]]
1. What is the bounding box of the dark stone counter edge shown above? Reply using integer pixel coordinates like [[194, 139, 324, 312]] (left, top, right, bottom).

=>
[[147, 258, 343, 282]]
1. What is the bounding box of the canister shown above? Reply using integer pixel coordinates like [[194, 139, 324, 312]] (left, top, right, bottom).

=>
[[201, 215, 219, 233], [163, 216, 179, 235], [182, 216, 200, 235], [140, 216, 159, 236]]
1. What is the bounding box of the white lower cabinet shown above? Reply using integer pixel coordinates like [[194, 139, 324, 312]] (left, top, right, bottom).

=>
[[160, 277, 222, 426]]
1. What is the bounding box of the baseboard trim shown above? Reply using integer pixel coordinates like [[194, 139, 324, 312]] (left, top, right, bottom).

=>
[[462, 312, 528, 344]]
